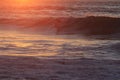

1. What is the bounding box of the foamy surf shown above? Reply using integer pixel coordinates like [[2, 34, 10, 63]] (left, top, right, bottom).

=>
[[0, 31, 119, 60]]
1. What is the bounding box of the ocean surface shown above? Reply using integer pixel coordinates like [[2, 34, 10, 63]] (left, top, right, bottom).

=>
[[0, 0, 120, 60], [0, 31, 120, 60]]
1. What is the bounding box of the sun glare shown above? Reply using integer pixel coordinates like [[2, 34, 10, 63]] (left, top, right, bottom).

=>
[[5, 0, 34, 7], [16, 0, 32, 3], [14, 0, 32, 6], [2, 0, 58, 7]]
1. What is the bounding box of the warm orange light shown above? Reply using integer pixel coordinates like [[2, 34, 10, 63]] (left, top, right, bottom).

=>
[[15, 0, 32, 3], [1, 0, 60, 7], [13, 0, 32, 6], [4, 0, 34, 7]]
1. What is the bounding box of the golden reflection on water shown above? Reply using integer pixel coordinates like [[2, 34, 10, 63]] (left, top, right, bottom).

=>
[[1, 53, 58, 57], [13, 42, 33, 48], [0, 31, 109, 58]]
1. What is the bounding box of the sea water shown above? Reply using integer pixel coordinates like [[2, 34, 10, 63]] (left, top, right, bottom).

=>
[[0, 31, 119, 60], [0, 0, 120, 60]]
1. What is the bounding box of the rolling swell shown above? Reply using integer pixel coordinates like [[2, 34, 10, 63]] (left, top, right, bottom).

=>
[[0, 16, 120, 36]]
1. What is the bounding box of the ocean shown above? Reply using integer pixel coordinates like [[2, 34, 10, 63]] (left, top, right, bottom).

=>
[[0, 1, 120, 80], [0, 0, 120, 60], [0, 31, 120, 60]]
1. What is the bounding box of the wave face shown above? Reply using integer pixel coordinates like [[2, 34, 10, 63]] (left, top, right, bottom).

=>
[[0, 0, 120, 19], [0, 17, 120, 36]]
